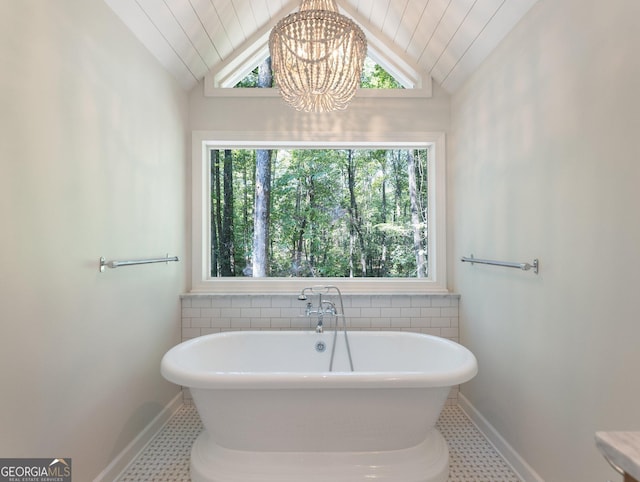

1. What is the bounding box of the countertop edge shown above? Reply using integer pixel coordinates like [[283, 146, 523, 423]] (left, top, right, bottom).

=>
[[596, 431, 640, 481]]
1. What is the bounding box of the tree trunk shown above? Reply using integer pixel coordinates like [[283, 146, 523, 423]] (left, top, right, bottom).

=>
[[220, 149, 234, 276], [307, 174, 316, 273], [408, 150, 426, 277], [242, 161, 250, 269], [347, 150, 366, 277], [210, 150, 220, 277], [214, 151, 223, 267], [347, 152, 356, 277], [253, 149, 271, 277], [291, 180, 307, 275], [379, 157, 388, 277], [391, 150, 403, 223], [258, 57, 272, 89], [252, 58, 273, 277]]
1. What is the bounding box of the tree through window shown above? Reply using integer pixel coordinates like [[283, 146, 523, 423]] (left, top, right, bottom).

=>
[[209, 148, 429, 278], [234, 57, 405, 89]]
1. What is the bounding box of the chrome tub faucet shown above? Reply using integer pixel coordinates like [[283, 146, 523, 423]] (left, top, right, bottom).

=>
[[297, 286, 354, 371]]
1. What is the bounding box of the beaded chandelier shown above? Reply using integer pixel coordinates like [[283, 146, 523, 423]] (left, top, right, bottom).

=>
[[269, 0, 367, 113]]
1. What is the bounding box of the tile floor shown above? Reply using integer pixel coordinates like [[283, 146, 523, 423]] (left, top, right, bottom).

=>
[[118, 403, 521, 481]]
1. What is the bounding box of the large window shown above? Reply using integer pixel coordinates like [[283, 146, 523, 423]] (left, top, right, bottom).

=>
[[210, 148, 427, 278], [191, 135, 447, 294]]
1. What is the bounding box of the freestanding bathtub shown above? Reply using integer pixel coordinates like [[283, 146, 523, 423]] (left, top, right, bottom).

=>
[[161, 330, 477, 482]]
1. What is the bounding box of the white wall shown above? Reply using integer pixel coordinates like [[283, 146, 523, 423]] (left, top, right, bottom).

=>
[[449, 0, 640, 480], [0, 1, 188, 480], [189, 82, 451, 137]]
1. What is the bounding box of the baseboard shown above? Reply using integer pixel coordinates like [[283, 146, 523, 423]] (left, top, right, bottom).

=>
[[93, 392, 183, 482], [458, 394, 545, 482]]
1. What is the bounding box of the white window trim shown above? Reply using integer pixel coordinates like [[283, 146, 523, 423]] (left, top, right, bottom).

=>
[[190, 131, 447, 294]]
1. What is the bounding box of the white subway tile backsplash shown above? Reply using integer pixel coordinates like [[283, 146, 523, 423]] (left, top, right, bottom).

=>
[[211, 318, 231, 328], [400, 307, 421, 318], [270, 319, 291, 329], [271, 297, 294, 308], [182, 308, 201, 318], [220, 308, 240, 318], [191, 317, 212, 328], [250, 296, 271, 307], [430, 317, 452, 328], [431, 296, 453, 307], [212, 297, 233, 308], [346, 307, 361, 318], [240, 307, 262, 318], [260, 308, 281, 318], [349, 318, 372, 328], [420, 328, 443, 337], [370, 297, 392, 307], [281, 307, 304, 318], [292, 318, 313, 330], [370, 317, 391, 328], [390, 317, 411, 327], [390, 296, 412, 308], [182, 327, 202, 339], [231, 297, 250, 308], [360, 307, 381, 318], [441, 306, 459, 317], [441, 327, 459, 339], [190, 298, 213, 308], [182, 294, 458, 335], [409, 318, 431, 328], [200, 308, 221, 318], [250, 318, 271, 328], [232, 318, 251, 329], [410, 297, 432, 308], [421, 307, 442, 317], [379, 307, 398, 318], [350, 296, 372, 308]]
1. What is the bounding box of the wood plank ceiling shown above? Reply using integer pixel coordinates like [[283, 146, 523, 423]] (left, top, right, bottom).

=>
[[104, 0, 538, 93]]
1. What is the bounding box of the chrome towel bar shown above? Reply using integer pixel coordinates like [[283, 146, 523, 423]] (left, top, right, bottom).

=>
[[461, 254, 539, 274], [99, 255, 179, 272]]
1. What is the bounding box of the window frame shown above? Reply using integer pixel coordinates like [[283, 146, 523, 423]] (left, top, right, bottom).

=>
[[190, 131, 447, 294]]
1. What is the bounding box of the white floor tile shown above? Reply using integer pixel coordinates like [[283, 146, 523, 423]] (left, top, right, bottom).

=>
[[119, 404, 521, 481]]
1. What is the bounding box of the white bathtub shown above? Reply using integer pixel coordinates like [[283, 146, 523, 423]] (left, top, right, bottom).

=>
[[161, 330, 477, 482]]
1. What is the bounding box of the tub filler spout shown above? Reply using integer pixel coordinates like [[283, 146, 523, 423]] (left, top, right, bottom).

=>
[[298, 286, 353, 371]]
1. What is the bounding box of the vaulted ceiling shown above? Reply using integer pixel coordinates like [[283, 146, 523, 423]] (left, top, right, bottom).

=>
[[104, 0, 538, 93]]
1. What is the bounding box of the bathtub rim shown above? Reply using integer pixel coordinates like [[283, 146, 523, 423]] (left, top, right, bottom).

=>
[[161, 330, 477, 390]]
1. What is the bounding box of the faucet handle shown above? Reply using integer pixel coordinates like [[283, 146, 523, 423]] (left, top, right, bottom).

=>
[[321, 300, 337, 315]]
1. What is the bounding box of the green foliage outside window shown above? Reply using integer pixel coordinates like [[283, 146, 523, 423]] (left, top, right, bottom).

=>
[[234, 57, 404, 89], [210, 148, 428, 278], [360, 57, 404, 89]]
